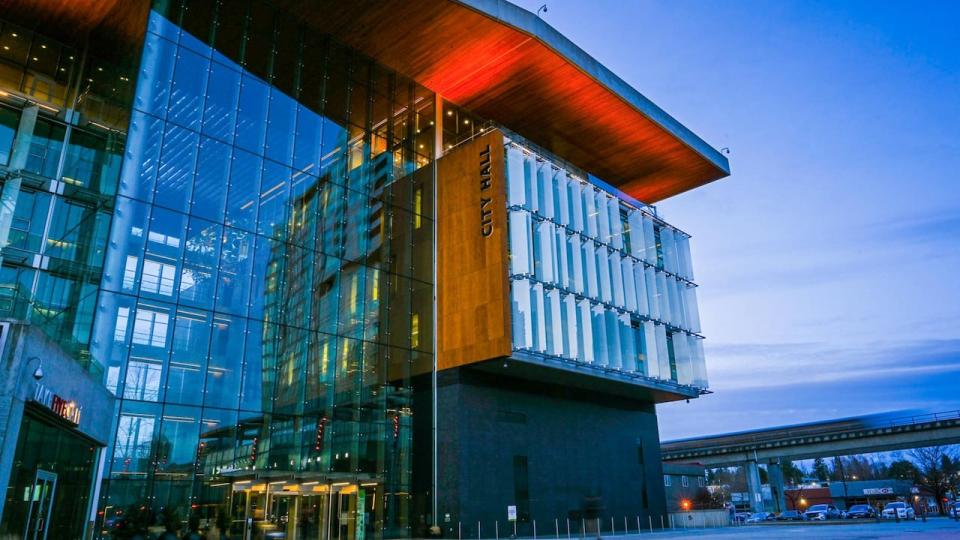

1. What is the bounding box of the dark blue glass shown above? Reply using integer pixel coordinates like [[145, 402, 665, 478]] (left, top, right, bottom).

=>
[[168, 44, 210, 127], [235, 74, 268, 153], [225, 148, 262, 232], [153, 124, 198, 213], [215, 226, 255, 317], [202, 61, 241, 144], [135, 33, 177, 119], [265, 90, 296, 165], [191, 136, 230, 221]]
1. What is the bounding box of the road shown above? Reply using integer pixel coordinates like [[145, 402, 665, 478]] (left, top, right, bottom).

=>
[[603, 518, 960, 539]]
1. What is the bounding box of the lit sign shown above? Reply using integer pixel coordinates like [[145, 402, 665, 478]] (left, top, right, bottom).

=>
[[479, 144, 493, 237], [33, 383, 81, 425], [863, 487, 894, 495]]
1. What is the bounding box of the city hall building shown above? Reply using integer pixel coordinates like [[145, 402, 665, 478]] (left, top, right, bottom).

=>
[[0, 0, 728, 538]]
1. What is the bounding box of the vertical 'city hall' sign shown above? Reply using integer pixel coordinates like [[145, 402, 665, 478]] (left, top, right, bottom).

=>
[[479, 144, 494, 237], [437, 130, 512, 370]]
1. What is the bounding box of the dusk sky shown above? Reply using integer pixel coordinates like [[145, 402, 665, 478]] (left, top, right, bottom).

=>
[[513, 0, 960, 440]]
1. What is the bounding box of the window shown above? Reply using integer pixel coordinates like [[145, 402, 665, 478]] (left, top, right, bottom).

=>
[[681, 476, 689, 487], [698, 476, 705, 487], [414, 187, 422, 229], [132, 309, 169, 347], [114, 307, 130, 342], [664, 475, 671, 487], [141, 259, 177, 296], [411, 313, 420, 349]]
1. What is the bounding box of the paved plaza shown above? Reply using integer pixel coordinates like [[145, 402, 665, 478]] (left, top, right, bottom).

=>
[[612, 518, 960, 539]]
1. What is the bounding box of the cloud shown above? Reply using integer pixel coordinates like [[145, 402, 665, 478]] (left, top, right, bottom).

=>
[[658, 338, 960, 440], [704, 338, 960, 390]]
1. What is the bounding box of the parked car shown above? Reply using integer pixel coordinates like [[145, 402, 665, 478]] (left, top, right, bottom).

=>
[[845, 504, 877, 519], [949, 501, 960, 518], [881, 501, 916, 520], [804, 504, 841, 520], [776, 510, 803, 521], [745, 512, 775, 523]]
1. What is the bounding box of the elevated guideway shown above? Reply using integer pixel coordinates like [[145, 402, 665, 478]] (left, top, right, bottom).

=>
[[661, 410, 960, 512]]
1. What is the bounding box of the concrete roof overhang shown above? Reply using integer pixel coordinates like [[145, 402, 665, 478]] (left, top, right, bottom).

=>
[[284, 0, 730, 203]]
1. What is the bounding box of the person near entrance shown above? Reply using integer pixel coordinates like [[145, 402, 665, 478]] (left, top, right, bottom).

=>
[[181, 515, 203, 540]]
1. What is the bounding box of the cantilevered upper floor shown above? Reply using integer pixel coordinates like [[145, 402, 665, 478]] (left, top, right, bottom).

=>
[[266, 0, 732, 202]]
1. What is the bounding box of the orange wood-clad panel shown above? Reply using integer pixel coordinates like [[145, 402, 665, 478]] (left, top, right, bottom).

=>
[[436, 130, 512, 370]]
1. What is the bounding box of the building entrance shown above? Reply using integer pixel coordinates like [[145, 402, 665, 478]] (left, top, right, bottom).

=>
[[231, 480, 373, 540], [22, 470, 57, 540]]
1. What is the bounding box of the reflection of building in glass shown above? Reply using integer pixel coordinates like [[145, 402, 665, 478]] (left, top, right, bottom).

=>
[[0, 1, 728, 539]]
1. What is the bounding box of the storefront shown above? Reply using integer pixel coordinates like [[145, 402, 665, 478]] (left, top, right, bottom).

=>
[[0, 404, 102, 539], [0, 322, 115, 540]]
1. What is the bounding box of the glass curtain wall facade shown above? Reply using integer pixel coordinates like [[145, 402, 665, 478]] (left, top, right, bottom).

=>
[[503, 140, 707, 389], [87, 1, 437, 538], [0, 16, 135, 371]]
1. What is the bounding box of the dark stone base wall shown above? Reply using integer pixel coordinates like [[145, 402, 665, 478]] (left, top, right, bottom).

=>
[[424, 367, 668, 537]]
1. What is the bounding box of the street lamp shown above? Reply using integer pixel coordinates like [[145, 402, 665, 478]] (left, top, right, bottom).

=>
[[26, 355, 43, 381]]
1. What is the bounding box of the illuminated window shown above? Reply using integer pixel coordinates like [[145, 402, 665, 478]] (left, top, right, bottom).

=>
[[681, 476, 689, 487], [411, 313, 420, 349], [349, 273, 359, 315], [414, 188, 423, 229], [664, 475, 671, 487]]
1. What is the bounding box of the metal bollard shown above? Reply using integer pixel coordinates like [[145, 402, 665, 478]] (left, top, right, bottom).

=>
[[636, 516, 640, 534], [610, 517, 614, 536], [459, 522, 462, 540], [623, 516, 627, 536], [478, 521, 481, 540], [556, 518, 560, 540], [533, 519, 537, 539], [496, 520, 499, 540], [567, 518, 571, 539], [648, 515, 653, 533]]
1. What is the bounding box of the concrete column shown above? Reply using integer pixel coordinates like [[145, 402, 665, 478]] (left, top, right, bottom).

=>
[[745, 461, 763, 513], [767, 461, 786, 513], [0, 104, 39, 268]]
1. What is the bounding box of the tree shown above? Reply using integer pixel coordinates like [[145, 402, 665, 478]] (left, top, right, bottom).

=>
[[782, 460, 806, 485], [692, 487, 725, 509], [813, 457, 829, 481], [888, 459, 920, 482], [909, 445, 960, 515]]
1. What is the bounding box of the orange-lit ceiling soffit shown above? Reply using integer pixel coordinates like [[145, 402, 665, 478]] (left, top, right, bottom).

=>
[[285, 0, 730, 203]]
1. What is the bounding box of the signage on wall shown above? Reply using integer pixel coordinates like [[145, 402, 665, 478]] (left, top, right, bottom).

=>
[[480, 144, 494, 237], [33, 383, 82, 425], [507, 505, 517, 522], [863, 487, 894, 495]]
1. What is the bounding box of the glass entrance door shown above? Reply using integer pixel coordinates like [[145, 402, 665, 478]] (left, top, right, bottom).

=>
[[22, 469, 57, 540]]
